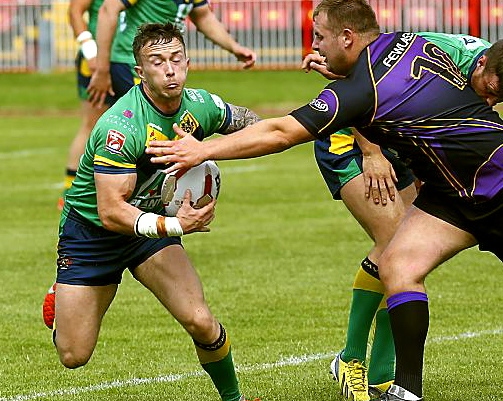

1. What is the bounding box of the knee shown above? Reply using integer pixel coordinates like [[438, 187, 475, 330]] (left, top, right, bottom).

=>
[[182, 310, 219, 344], [58, 349, 91, 369], [55, 337, 92, 369]]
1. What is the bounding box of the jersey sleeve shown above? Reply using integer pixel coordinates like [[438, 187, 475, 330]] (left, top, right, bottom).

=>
[[198, 90, 232, 135], [119, 0, 136, 9], [193, 0, 208, 8], [289, 67, 376, 139], [91, 114, 144, 175]]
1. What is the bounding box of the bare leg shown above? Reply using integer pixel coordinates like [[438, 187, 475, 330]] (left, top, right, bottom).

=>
[[338, 177, 416, 378], [132, 245, 242, 401], [66, 101, 108, 171], [380, 206, 477, 398], [54, 283, 117, 368]]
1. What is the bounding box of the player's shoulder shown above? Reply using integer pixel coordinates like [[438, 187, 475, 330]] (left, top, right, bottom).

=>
[[183, 88, 227, 110], [94, 89, 143, 135], [418, 32, 490, 51]]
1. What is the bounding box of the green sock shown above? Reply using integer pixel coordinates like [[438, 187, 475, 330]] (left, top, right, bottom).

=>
[[343, 289, 383, 362], [201, 350, 241, 401], [368, 307, 395, 385], [342, 262, 384, 363], [194, 324, 241, 401]]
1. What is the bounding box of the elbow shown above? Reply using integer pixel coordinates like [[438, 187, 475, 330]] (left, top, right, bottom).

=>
[[273, 131, 296, 153], [97, 207, 116, 231]]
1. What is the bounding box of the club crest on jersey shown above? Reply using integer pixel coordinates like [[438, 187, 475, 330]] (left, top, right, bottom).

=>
[[309, 98, 329, 112], [179, 111, 200, 135], [105, 129, 126, 155], [123, 109, 133, 118], [146, 123, 168, 145]]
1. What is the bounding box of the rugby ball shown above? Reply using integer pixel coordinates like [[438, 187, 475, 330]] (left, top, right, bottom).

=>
[[161, 160, 221, 217]]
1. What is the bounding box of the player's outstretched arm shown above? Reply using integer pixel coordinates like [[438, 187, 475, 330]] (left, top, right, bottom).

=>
[[223, 104, 261, 134], [147, 116, 315, 173]]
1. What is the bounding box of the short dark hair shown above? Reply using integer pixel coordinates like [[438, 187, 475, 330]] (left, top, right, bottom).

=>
[[484, 39, 503, 102], [132, 22, 186, 65], [313, 0, 380, 35]]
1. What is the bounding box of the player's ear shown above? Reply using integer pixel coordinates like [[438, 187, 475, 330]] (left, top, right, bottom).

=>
[[477, 55, 487, 68], [135, 65, 145, 81], [342, 28, 354, 47]]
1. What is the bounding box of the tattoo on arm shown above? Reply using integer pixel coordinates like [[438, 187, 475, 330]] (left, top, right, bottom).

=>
[[223, 103, 261, 134]]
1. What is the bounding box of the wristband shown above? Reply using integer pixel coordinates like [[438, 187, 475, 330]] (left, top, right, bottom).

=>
[[76, 31, 97, 60], [81, 39, 97, 60], [76, 30, 93, 44], [134, 212, 183, 238]]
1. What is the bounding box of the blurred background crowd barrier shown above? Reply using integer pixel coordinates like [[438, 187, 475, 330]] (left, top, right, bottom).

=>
[[1, 0, 502, 72]]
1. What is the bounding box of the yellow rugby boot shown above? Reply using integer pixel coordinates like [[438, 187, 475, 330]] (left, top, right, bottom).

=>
[[331, 351, 370, 401]]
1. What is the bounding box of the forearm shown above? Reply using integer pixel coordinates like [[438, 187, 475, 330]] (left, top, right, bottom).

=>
[[68, 12, 88, 38], [352, 127, 382, 156], [97, 197, 141, 235], [68, 0, 92, 37], [95, 1, 120, 71], [203, 116, 310, 160], [191, 9, 239, 53]]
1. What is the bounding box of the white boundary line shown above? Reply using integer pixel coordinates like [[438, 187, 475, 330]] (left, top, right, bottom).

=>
[[2, 328, 502, 401], [0, 148, 57, 160]]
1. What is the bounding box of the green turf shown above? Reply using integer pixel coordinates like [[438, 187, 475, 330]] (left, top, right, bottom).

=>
[[0, 71, 501, 401]]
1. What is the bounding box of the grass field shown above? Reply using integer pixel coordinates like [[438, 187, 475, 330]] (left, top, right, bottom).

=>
[[0, 71, 501, 401]]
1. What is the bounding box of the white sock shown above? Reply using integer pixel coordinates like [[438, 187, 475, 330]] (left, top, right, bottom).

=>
[[389, 384, 422, 400]]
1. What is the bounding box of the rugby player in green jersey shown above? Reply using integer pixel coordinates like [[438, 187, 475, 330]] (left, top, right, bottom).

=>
[[302, 32, 503, 400], [60, 0, 256, 209], [62, 0, 105, 210], [44, 22, 260, 401]]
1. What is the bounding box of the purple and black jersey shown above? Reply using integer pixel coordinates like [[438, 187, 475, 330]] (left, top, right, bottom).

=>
[[291, 32, 503, 204]]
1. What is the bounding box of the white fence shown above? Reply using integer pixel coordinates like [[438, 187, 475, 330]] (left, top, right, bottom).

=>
[[0, 0, 502, 72]]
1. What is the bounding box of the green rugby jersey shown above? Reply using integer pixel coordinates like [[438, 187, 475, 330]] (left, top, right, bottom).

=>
[[87, 0, 104, 37], [62, 85, 230, 229], [418, 32, 490, 79], [112, 0, 207, 65]]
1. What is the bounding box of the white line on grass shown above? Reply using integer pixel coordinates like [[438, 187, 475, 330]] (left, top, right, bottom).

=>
[[0, 148, 58, 159], [2, 327, 503, 401], [222, 165, 266, 173]]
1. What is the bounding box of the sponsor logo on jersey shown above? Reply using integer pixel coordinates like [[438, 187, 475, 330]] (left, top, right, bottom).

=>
[[179, 111, 200, 135], [186, 88, 205, 103], [105, 129, 126, 155], [382, 32, 415, 68], [146, 123, 168, 145], [309, 98, 329, 112], [123, 109, 133, 118], [129, 170, 164, 212]]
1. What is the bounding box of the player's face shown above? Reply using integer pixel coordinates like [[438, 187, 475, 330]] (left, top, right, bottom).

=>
[[135, 38, 189, 110], [312, 12, 353, 76], [471, 55, 501, 106]]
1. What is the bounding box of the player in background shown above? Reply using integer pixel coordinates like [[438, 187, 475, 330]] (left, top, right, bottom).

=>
[[145, 1, 503, 400], [44, 22, 260, 401], [302, 32, 503, 401], [62, 0, 105, 210], [59, 0, 257, 209]]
